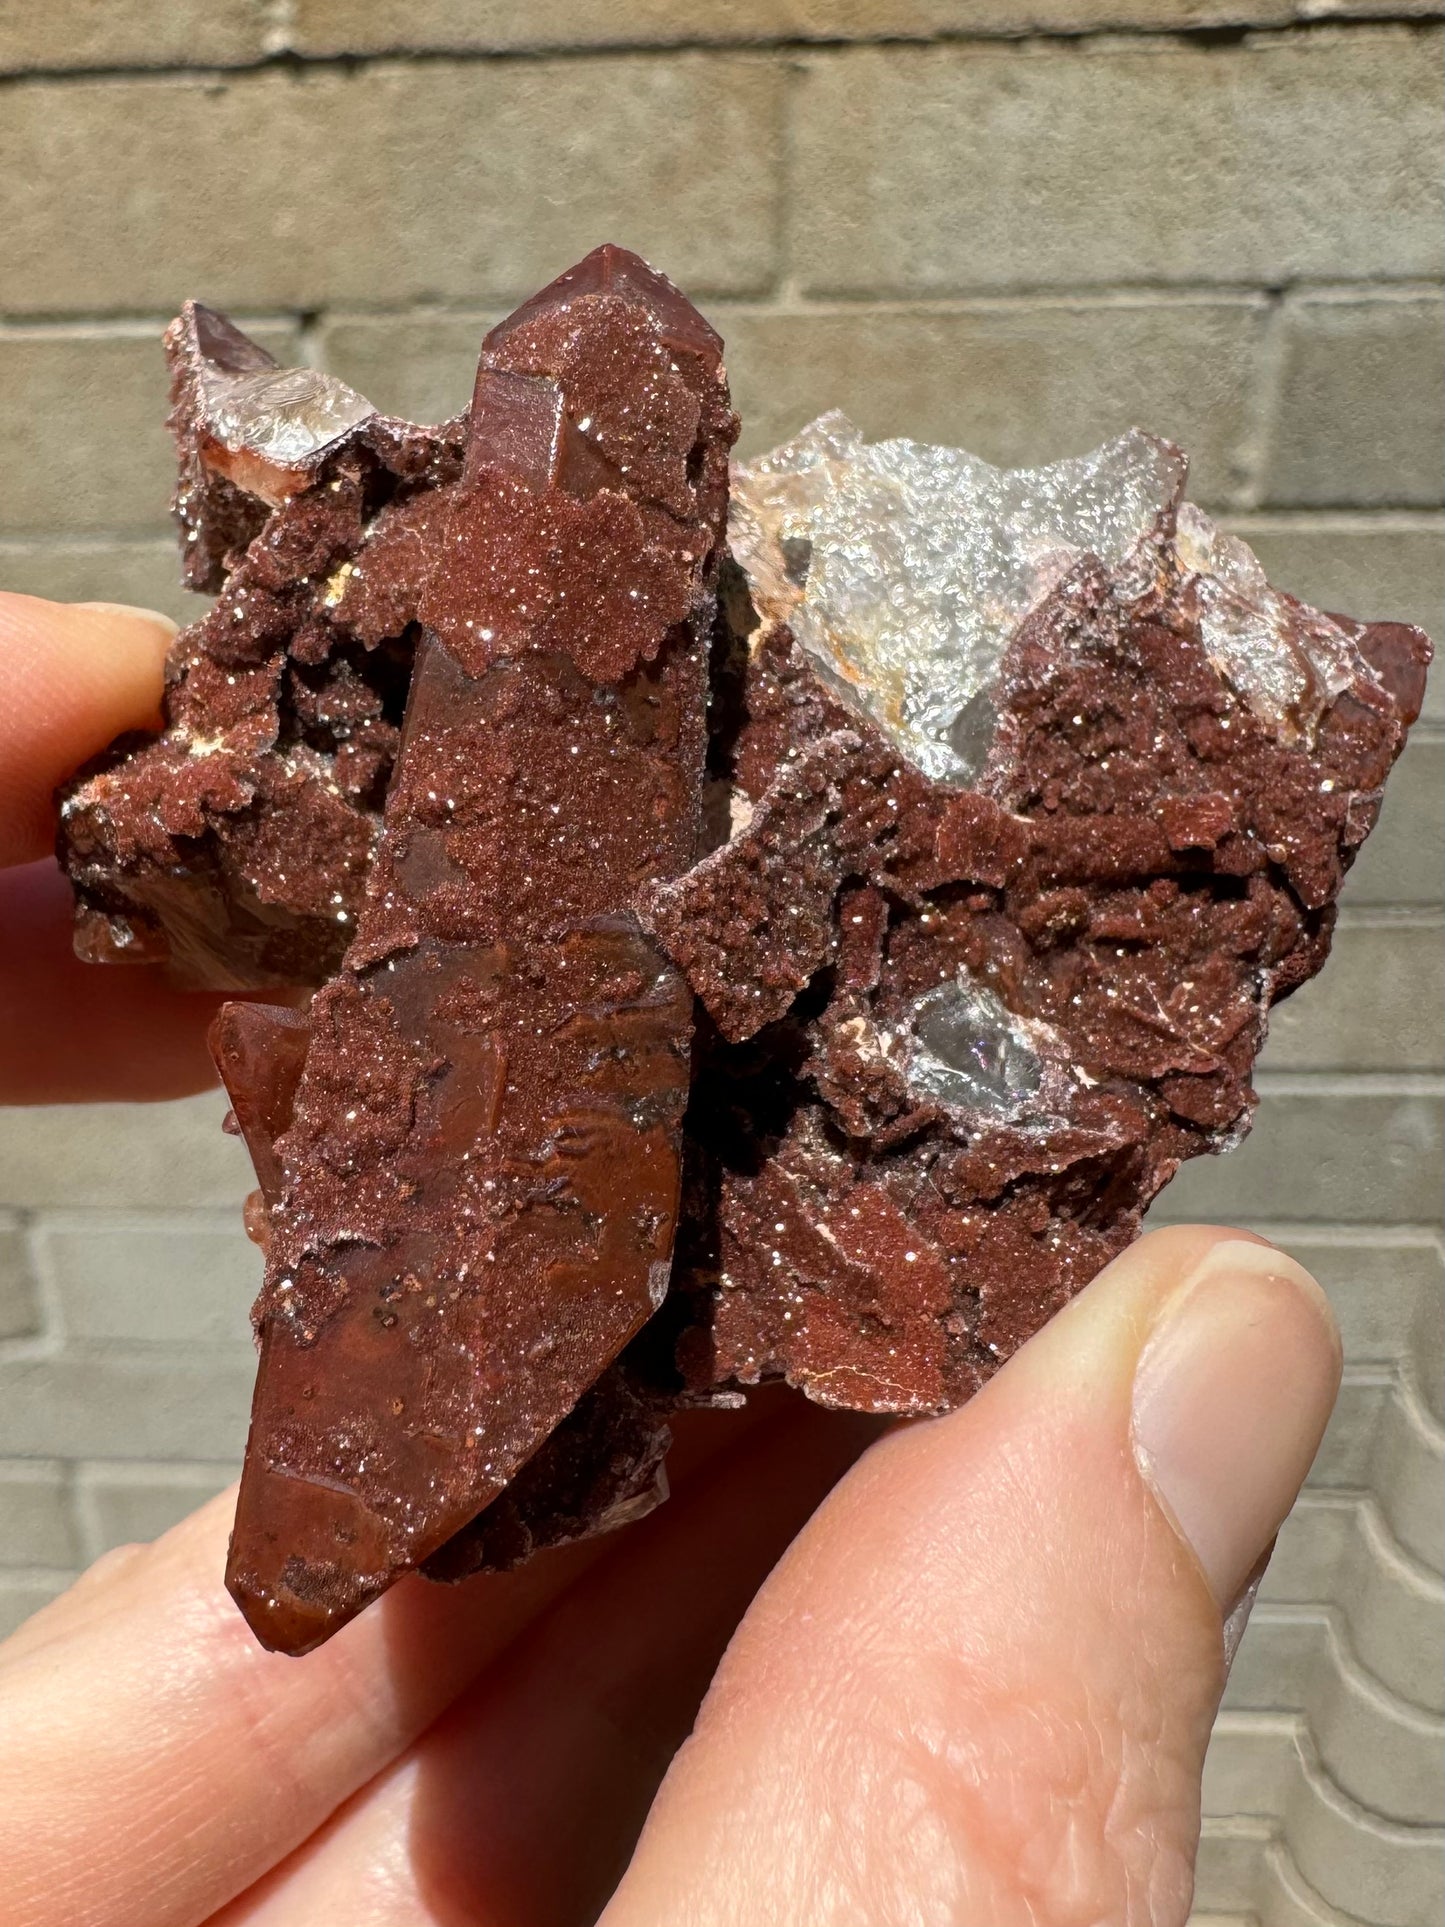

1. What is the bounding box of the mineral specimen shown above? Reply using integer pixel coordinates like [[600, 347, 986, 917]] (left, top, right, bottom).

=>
[[57, 251, 1429, 1655], [220, 248, 731, 1652], [663, 420, 1427, 1414]]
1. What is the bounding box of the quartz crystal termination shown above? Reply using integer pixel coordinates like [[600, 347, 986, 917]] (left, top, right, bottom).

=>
[[645, 418, 1428, 1417], [219, 249, 735, 1653], [58, 305, 466, 988]]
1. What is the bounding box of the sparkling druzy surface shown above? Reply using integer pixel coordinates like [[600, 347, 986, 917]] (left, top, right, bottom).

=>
[[646, 415, 1428, 1419], [729, 414, 1186, 782], [219, 250, 735, 1652], [58, 255, 1429, 1654]]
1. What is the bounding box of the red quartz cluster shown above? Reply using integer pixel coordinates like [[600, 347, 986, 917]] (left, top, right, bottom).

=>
[[58, 247, 1429, 1654]]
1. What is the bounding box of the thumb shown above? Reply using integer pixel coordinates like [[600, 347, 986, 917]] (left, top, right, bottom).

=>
[[0, 592, 176, 866], [603, 1224, 1342, 1927]]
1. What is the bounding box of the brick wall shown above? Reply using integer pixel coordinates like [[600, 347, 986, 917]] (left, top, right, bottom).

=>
[[0, 7, 1440, 1920]]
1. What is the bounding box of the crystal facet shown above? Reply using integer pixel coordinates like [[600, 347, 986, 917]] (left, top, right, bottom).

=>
[[1173, 502, 1363, 741], [206, 364, 377, 495], [730, 414, 1186, 782], [902, 973, 1048, 1120]]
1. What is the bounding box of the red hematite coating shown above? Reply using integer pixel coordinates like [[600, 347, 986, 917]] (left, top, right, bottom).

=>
[[55, 245, 1429, 1657], [220, 251, 734, 1652]]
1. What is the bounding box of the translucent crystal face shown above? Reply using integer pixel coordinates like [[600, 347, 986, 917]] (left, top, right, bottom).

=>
[[210, 366, 376, 471], [901, 973, 1048, 1120], [730, 414, 1186, 784], [1173, 503, 1362, 741]]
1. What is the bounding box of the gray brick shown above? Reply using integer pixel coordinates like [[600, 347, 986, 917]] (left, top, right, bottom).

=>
[[286, 3, 1445, 57], [1261, 293, 1445, 510], [0, 322, 298, 537], [1341, 735, 1444, 909], [0, 540, 201, 626], [721, 297, 1266, 507], [792, 32, 1444, 296], [318, 311, 502, 429], [1227, 517, 1443, 721], [0, 1462, 77, 1568], [75, 1461, 234, 1559], [0, 1571, 74, 1641], [1307, 1374, 1393, 1487], [0, 1348, 254, 1460], [1146, 1084, 1443, 1225], [1414, 1250, 1444, 1424], [0, 1090, 252, 1211], [0, 1, 267, 71], [0, 59, 782, 316], [1268, 1231, 1444, 1370], [37, 1213, 257, 1346], [0, 1213, 38, 1340], [1260, 921, 1444, 1073]]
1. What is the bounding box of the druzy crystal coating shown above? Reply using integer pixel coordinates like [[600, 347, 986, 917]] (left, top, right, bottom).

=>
[[56, 246, 1429, 1657], [730, 413, 1185, 783]]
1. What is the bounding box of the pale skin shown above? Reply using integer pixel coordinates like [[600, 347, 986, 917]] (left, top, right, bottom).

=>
[[0, 591, 1344, 1927]]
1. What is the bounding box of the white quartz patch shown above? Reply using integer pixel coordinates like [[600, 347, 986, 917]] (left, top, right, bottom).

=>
[[1173, 503, 1364, 743], [730, 413, 1186, 784], [901, 972, 1054, 1122], [730, 415, 1376, 781], [210, 366, 376, 475]]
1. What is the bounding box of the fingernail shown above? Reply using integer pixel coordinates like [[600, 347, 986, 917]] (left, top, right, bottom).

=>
[[1221, 1541, 1274, 1671], [76, 600, 178, 635], [1130, 1239, 1341, 1614]]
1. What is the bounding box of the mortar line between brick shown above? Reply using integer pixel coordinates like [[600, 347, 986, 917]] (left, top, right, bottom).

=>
[[1252, 1070, 1445, 1096], [1331, 1363, 1406, 1389], [1236, 287, 1293, 512], [772, 56, 805, 307], [3, 509, 1439, 554], [70, 1471, 107, 1568], [1334, 907, 1444, 931], [0, 311, 306, 338], [261, 0, 296, 60], [58, 1457, 85, 1571], [5, 1339, 259, 1363], [0, 536, 179, 555], [294, 309, 326, 370], [18, 1213, 65, 1353], [3, 281, 1440, 331], [1223, 508, 1445, 531], [1202, 1221, 1442, 1239], [0, 11, 1439, 86]]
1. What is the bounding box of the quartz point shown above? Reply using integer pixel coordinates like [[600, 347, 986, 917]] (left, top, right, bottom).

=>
[[56, 255, 1429, 1654], [168, 301, 378, 590], [214, 249, 733, 1653]]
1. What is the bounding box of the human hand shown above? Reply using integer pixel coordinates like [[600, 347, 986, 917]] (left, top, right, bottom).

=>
[[0, 591, 235, 1101], [0, 593, 1342, 1926]]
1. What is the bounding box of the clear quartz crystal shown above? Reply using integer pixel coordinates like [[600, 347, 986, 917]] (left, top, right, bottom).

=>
[[210, 366, 376, 471], [730, 413, 1186, 783], [902, 972, 1048, 1120], [1173, 503, 1363, 741]]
